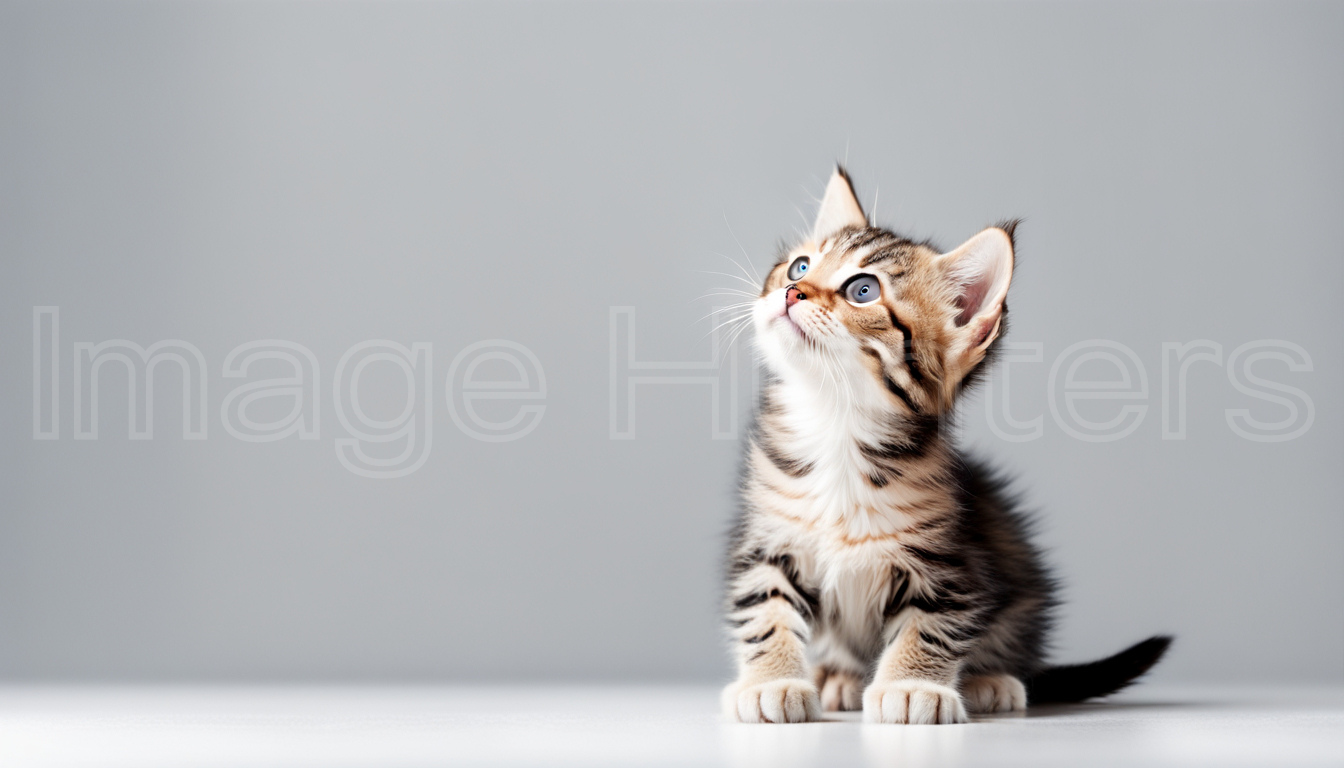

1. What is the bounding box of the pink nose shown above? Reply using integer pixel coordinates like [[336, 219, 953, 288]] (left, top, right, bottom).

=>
[[785, 284, 807, 308]]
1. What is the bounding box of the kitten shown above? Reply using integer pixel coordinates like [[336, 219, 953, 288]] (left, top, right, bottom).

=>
[[722, 168, 1170, 724]]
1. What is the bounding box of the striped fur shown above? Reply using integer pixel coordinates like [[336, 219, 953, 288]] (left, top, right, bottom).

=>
[[722, 168, 1169, 724]]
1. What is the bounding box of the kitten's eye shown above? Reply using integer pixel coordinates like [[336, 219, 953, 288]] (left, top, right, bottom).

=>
[[787, 257, 810, 281], [845, 275, 881, 304]]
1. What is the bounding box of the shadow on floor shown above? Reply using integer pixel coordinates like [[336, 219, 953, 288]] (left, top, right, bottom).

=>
[[1021, 698, 1224, 718], [805, 698, 1222, 724]]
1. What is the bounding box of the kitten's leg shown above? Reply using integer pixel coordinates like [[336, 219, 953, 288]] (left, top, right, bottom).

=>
[[721, 557, 819, 723], [815, 667, 864, 712], [810, 636, 866, 712], [862, 609, 978, 725], [960, 674, 1027, 714]]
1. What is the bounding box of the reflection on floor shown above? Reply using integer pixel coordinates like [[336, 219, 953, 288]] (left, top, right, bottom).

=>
[[1, 684, 1341, 767]]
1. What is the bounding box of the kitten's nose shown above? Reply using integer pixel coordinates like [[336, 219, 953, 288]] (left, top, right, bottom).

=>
[[785, 284, 807, 308]]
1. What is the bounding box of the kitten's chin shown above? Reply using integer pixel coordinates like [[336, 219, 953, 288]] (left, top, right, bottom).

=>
[[775, 313, 807, 341]]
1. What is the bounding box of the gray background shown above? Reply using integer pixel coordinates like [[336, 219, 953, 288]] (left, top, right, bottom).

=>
[[1, 1, 1340, 683]]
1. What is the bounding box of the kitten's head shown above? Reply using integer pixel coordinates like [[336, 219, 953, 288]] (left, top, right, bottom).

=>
[[752, 167, 1016, 415]]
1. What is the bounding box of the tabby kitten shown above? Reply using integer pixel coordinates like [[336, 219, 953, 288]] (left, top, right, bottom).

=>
[[722, 168, 1170, 724]]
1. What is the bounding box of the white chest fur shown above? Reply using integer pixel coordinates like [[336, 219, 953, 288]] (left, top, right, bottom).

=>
[[769, 378, 943, 539], [753, 368, 955, 650]]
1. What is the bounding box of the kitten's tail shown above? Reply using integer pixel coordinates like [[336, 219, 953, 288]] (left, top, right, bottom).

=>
[[1025, 636, 1173, 704]]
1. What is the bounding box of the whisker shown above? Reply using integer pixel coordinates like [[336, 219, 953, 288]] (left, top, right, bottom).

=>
[[704, 315, 753, 352], [696, 299, 756, 311], [821, 344, 840, 406], [814, 335, 837, 395], [702, 312, 753, 339], [694, 305, 755, 325], [694, 294, 757, 306], [722, 214, 763, 284], [712, 251, 760, 290], [694, 288, 757, 302], [793, 205, 812, 240], [722, 316, 754, 360], [835, 345, 855, 409], [698, 268, 759, 291]]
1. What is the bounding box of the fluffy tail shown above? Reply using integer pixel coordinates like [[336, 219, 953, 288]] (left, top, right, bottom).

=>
[[1025, 636, 1173, 704]]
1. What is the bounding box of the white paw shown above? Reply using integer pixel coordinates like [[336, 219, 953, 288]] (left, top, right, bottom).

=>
[[818, 669, 864, 712], [862, 679, 967, 724], [961, 674, 1027, 714], [722, 678, 820, 723]]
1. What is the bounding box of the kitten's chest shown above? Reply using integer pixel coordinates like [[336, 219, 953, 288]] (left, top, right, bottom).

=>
[[803, 534, 907, 642], [770, 400, 946, 538], [790, 511, 948, 628]]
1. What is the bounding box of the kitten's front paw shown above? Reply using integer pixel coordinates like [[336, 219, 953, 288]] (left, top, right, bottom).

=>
[[960, 674, 1026, 714], [816, 667, 864, 711], [862, 680, 967, 724], [721, 678, 820, 723]]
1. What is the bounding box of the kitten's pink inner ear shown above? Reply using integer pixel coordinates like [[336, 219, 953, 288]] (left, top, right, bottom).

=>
[[939, 227, 1014, 340], [955, 276, 992, 327]]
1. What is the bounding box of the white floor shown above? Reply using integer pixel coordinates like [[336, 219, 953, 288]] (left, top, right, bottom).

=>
[[1, 684, 1341, 768]]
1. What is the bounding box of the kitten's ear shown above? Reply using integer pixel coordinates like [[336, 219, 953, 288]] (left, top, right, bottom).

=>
[[937, 225, 1015, 355], [812, 167, 867, 242]]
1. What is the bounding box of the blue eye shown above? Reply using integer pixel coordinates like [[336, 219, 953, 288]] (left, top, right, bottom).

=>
[[845, 275, 881, 304], [787, 257, 810, 281]]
